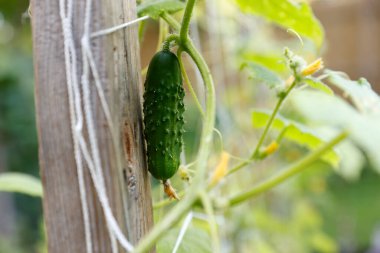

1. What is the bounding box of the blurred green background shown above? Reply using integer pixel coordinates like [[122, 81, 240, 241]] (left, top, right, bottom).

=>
[[1, 0, 380, 253], [0, 1, 42, 253]]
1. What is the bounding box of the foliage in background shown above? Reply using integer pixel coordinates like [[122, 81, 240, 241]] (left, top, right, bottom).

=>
[[0, 1, 42, 252], [138, 0, 185, 19], [234, 0, 324, 48], [0, 173, 42, 197]]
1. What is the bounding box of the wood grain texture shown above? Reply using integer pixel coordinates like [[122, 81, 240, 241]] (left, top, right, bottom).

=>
[[31, 0, 153, 252]]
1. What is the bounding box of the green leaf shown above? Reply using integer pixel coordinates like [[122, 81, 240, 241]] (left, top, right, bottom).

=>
[[316, 128, 365, 181], [252, 110, 340, 167], [234, 0, 324, 48], [157, 226, 212, 253], [137, 0, 185, 19], [326, 70, 380, 115], [290, 90, 380, 172], [304, 77, 333, 95], [335, 138, 365, 181], [243, 52, 287, 74], [0, 172, 43, 197], [242, 62, 283, 89]]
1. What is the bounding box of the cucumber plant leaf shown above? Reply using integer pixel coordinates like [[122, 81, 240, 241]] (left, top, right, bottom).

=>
[[0, 172, 43, 197], [304, 77, 334, 95], [290, 90, 380, 173], [242, 62, 283, 89], [137, 0, 185, 19], [243, 52, 287, 74], [326, 70, 380, 115], [234, 0, 324, 48], [252, 110, 340, 167], [332, 137, 365, 181], [315, 128, 365, 181]]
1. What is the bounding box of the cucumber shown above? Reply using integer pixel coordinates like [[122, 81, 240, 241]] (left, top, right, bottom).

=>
[[143, 49, 185, 181]]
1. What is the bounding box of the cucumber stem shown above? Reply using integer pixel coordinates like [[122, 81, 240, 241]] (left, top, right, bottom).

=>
[[162, 34, 179, 51]]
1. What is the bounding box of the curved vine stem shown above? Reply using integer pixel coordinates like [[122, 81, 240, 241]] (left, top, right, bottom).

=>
[[162, 34, 179, 51], [177, 48, 205, 117], [161, 12, 181, 31], [182, 38, 216, 187], [180, 0, 196, 42]]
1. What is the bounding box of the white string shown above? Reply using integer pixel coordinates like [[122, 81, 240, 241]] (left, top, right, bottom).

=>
[[58, 0, 149, 252], [59, 0, 92, 252], [81, 0, 129, 251], [80, 1, 117, 252], [81, 40, 115, 138], [76, 134, 134, 252], [81, 38, 119, 253], [91, 15, 149, 38], [172, 212, 194, 253]]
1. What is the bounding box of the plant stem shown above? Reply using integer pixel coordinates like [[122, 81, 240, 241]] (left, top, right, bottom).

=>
[[227, 160, 250, 175], [251, 80, 297, 159], [183, 38, 216, 187], [162, 34, 179, 51], [199, 191, 220, 253], [227, 79, 297, 176], [133, 193, 197, 253], [177, 49, 205, 117], [180, 0, 196, 42], [161, 12, 181, 31], [227, 131, 348, 207]]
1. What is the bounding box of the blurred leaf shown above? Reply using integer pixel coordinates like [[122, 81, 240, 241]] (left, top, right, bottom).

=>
[[234, 0, 324, 48], [0, 172, 43, 197], [242, 62, 283, 89], [304, 77, 333, 95], [315, 128, 365, 181], [290, 90, 380, 172], [254, 208, 287, 232], [243, 53, 287, 73], [326, 70, 380, 115], [252, 110, 340, 167], [293, 201, 322, 229], [251, 201, 338, 252], [309, 232, 338, 253], [157, 226, 212, 253], [137, 0, 185, 19], [335, 139, 365, 181], [323, 170, 380, 248], [254, 240, 277, 253]]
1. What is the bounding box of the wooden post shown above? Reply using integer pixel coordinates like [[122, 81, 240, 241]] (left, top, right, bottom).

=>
[[31, 0, 153, 252]]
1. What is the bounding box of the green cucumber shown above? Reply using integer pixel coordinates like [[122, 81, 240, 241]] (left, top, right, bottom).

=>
[[143, 49, 185, 181]]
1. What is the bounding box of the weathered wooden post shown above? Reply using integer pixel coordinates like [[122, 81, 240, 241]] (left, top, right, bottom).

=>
[[31, 0, 153, 252]]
